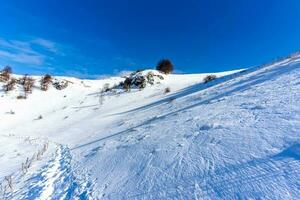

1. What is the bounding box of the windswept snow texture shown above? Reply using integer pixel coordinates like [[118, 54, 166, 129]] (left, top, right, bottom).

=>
[[0, 55, 300, 199]]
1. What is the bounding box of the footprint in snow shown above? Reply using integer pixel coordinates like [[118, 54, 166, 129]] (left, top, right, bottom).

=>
[[249, 105, 265, 110], [136, 134, 148, 141], [183, 133, 193, 139], [209, 137, 221, 145], [199, 123, 223, 131], [84, 146, 103, 158], [240, 103, 265, 110], [116, 144, 130, 150], [20, 145, 95, 199]]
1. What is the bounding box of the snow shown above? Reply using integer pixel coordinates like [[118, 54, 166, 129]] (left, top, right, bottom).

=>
[[0, 54, 300, 199]]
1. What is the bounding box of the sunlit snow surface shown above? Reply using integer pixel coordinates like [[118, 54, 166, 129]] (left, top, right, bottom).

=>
[[0, 56, 300, 199]]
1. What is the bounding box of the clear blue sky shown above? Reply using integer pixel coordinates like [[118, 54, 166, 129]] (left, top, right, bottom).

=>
[[0, 0, 300, 78]]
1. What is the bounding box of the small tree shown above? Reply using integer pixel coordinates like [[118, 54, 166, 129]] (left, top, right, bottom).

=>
[[3, 78, 17, 92], [102, 83, 111, 92], [19, 75, 35, 96], [53, 80, 68, 90], [156, 59, 173, 74], [2, 66, 12, 74], [40, 74, 52, 91], [203, 75, 217, 83], [98, 83, 110, 106], [0, 66, 12, 82], [123, 78, 132, 92]]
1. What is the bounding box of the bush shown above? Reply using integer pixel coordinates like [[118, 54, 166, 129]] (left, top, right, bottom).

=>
[[120, 71, 165, 91], [3, 78, 17, 92], [40, 74, 52, 91], [53, 80, 68, 90], [203, 75, 217, 83], [123, 77, 132, 92], [17, 95, 26, 99], [0, 66, 12, 82], [19, 75, 35, 94], [2, 66, 12, 74], [156, 59, 173, 74], [24, 78, 35, 94], [102, 83, 111, 92], [164, 87, 171, 93], [145, 71, 164, 85]]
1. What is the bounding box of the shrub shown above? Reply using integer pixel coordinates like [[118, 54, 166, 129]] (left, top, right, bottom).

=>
[[53, 80, 68, 90], [3, 78, 17, 92], [17, 95, 26, 99], [98, 84, 111, 105], [145, 71, 164, 85], [19, 75, 35, 94], [119, 70, 165, 92], [43, 74, 52, 82], [123, 77, 132, 92], [2, 65, 12, 74], [40, 74, 52, 91], [0, 66, 12, 82], [203, 75, 217, 83], [156, 59, 173, 74], [24, 78, 35, 94], [135, 69, 144, 73], [134, 76, 147, 89], [164, 87, 171, 93], [102, 83, 111, 92]]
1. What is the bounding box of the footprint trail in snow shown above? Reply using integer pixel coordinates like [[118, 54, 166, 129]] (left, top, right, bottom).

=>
[[19, 145, 96, 200]]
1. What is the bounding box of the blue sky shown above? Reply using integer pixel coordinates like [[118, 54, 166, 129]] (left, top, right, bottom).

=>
[[0, 0, 300, 78]]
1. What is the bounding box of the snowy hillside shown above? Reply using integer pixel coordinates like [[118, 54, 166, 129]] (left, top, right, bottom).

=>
[[0, 54, 300, 199]]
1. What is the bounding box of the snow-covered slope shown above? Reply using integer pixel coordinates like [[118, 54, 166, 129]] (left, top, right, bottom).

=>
[[0, 54, 300, 199]]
